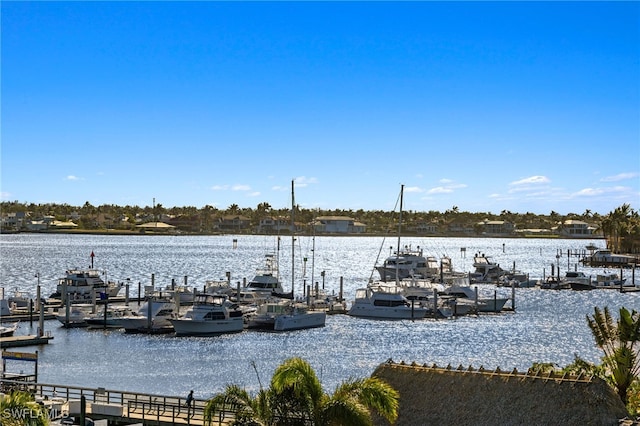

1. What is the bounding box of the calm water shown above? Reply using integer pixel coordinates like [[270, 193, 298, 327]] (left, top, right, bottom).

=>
[[1, 233, 638, 401]]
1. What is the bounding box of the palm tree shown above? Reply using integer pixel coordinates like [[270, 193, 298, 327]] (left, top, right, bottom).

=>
[[0, 390, 50, 426], [204, 357, 399, 426], [586, 306, 640, 406]]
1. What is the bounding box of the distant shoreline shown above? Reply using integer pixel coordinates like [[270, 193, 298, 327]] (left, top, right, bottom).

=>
[[0, 228, 606, 240]]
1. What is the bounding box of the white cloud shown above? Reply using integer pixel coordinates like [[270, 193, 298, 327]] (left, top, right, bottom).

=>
[[572, 186, 629, 197], [600, 172, 639, 182], [232, 184, 251, 191], [211, 185, 229, 191], [404, 186, 423, 193], [0, 191, 11, 200], [294, 176, 318, 187], [427, 180, 467, 195], [248, 191, 261, 197], [65, 175, 81, 181], [428, 187, 453, 194], [509, 175, 550, 186]]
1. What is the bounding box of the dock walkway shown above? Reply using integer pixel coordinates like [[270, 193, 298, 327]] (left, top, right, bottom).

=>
[[0, 379, 235, 425], [0, 333, 54, 348]]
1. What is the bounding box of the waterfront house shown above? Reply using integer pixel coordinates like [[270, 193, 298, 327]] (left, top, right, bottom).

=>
[[554, 219, 598, 238], [312, 216, 366, 234]]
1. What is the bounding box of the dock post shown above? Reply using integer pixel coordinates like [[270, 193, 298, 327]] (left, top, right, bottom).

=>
[[65, 293, 70, 328], [432, 288, 438, 318], [125, 282, 130, 305], [511, 281, 516, 310], [80, 395, 86, 426], [39, 305, 44, 337], [36, 283, 41, 314], [138, 282, 141, 306], [29, 299, 33, 326], [147, 299, 152, 330], [339, 277, 343, 302], [474, 286, 478, 311]]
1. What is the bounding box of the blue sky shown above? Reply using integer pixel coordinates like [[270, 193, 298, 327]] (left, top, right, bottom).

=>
[[2, 1, 639, 215]]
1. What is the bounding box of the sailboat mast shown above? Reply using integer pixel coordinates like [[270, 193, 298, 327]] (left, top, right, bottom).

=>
[[394, 184, 404, 285], [397, 184, 404, 256], [291, 179, 295, 296]]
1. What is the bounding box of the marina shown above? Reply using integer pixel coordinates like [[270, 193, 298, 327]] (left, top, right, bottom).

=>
[[0, 233, 638, 400]]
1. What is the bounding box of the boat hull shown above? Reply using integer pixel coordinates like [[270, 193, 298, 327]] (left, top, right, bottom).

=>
[[170, 317, 244, 336], [347, 305, 427, 320], [274, 312, 326, 331]]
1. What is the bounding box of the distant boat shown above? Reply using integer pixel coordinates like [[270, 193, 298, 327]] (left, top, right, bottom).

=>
[[170, 294, 245, 336], [246, 299, 326, 331], [581, 249, 637, 267], [245, 181, 326, 331], [0, 322, 19, 337], [85, 305, 135, 328], [350, 185, 429, 320], [563, 271, 594, 291], [56, 304, 93, 328], [245, 253, 291, 299], [110, 298, 177, 333], [348, 284, 428, 320], [375, 246, 437, 282], [470, 253, 507, 283], [49, 268, 123, 303]]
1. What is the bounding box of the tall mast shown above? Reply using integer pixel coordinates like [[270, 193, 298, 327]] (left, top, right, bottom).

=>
[[291, 179, 295, 296], [397, 184, 404, 256], [396, 184, 404, 285]]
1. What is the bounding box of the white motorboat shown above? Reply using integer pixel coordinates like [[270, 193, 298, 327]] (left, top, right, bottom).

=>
[[110, 298, 177, 333], [439, 282, 509, 313], [85, 305, 135, 328], [245, 299, 290, 329], [0, 322, 19, 337], [245, 299, 326, 331], [274, 304, 326, 331], [170, 294, 245, 336], [49, 268, 123, 303], [348, 284, 428, 320], [245, 253, 289, 298], [593, 272, 627, 289], [470, 253, 507, 283], [246, 180, 326, 331], [56, 304, 93, 328], [376, 246, 438, 282], [563, 271, 594, 291]]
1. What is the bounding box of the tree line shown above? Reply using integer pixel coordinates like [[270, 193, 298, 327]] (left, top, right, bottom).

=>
[[1, 201, 638, 253]]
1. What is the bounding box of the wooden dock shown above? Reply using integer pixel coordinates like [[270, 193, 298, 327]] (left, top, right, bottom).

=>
[[0, 379, 235, 425], [0, 334, 54, 348]]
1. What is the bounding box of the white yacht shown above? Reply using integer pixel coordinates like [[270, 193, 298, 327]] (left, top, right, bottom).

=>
[[50, 268, 123, 303], [440, 279, 510, 312], [170, 294, 245, 336], [245, 253, 287, 297], [348, 284, 428, 320], [85, 305, 135, 328], [246, 299, 326, 331], [274, 303, 326, 331], [56, 303, 93, 328], [110, 298, 177, 333], [470, 253, 507, 283], [376, 246, 438, 282]]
